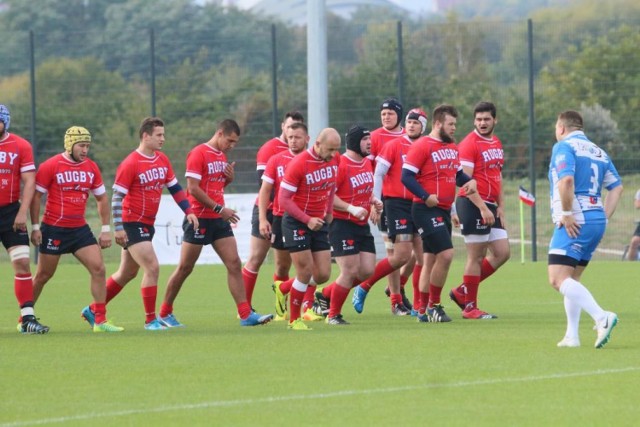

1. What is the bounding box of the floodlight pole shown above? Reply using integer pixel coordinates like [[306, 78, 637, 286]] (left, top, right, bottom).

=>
[[307, 0, 329, 144]]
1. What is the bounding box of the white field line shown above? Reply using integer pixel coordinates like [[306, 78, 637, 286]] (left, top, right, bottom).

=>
[[2, 366, 639, 426]]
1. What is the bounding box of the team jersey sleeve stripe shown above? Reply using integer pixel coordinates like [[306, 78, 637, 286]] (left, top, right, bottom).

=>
[[165, 177, 178, 188], [185, 171, 202, 180], [460, 160, 475, 169], [262, 175, 275, 184], [112, 184, 129, 195], [280, 181, 297, 192], [375, 156, 392, 168], [35, 184, 47, 194], [256, 164, 267, 171], [92, 184, 106, 196], [402, 163, 419, 173], [20, 165, 36, 173]]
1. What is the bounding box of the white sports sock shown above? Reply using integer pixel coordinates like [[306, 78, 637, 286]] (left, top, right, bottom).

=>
[[559, 278, 606, 323], [563, 296, 581, 339], [292, 278, 308, 293]]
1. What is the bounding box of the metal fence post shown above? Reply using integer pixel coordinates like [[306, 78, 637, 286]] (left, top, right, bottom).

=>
[[527, 18, 538, 262], [396, 21, 404, 105], [271, 24, 279, 137], [150, 28, 156, 117]]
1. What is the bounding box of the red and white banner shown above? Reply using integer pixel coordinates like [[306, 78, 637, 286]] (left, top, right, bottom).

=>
[[519, 186, 536, 207]]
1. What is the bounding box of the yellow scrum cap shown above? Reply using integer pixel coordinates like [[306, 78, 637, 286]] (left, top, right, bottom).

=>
[[64, 126, 91, 154]]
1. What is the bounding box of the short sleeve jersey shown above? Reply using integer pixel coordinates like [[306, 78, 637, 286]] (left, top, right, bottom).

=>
[[548, 130, 621, 225], [0, 132, 36, 206], [255, 136, 288, 207], [457, 130, 504, 204], [280, 148, 340, 218], [403, 136, 461, 210], [333, 153, 374, 226], [376, 135, 414, 200], [35, 154, 105, 228], [261, 150, 296, 216], [113, 150, 178, 225], [185, 143, 229, 219], [368, 126, 405, 161]]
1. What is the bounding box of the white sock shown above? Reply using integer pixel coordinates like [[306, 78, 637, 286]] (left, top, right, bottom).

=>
[[563, 296, 581, 339], [559, 278, 606, 324], [292, 278, 308, 293]]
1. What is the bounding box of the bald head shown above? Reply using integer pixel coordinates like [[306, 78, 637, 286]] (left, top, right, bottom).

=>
[[314, 127, 341, 161]]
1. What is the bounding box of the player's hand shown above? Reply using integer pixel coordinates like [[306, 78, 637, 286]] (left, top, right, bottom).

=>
[[114, 229, 128, 247], [451, 213, 460, 228], [425, 194, 439, 208], [371, 197, 383, 213], [461, 179, 477, 196], [13, 211, 27, 232], [347, 204, 368, 221], [224, 162, 235, 184], [99, 231, 112, 249], [558, 213, 580, 238], [30, 229, 42, 246], [186, 213, 200, 230], [369, 208, 380, 225], [480, 207, 495, 226], [307, 217, 325, 231], [221, 207, 239, 224], [259, 219, 272, 239]]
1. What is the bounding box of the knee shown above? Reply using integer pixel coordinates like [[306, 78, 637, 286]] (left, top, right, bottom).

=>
[[226, 256, 242, 273], [89, 263, 106, 280], [177, 262, 195, 277]]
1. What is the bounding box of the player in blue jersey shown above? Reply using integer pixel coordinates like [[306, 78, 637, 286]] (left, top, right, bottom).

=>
[[547, 110, 623, 349]]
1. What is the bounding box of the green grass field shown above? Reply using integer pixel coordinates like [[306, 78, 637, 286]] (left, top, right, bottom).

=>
[[0, 260, 638, 426]]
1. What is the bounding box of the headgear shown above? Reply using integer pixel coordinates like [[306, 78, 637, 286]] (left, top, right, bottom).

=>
[[380, 98, 403, 129], [406, 108, 428, 134], [64, 126, 91, 160], [345, 125, 370, 157]]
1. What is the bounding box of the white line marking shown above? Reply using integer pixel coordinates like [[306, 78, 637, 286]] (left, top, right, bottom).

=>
[[2, 366, 638, 426]]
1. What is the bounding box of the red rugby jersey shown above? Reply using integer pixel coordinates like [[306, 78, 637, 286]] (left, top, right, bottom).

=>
[[261, 150, 297, 216], [403, 136, 461, 210], [113, 150, 178, 225], [280, 148, 339, 219], [333, 153, 374, 226], [255, 136, 288, 207], [369, 126, 405, 161], [0, 132, 36, 206], [457, 130, 503, 204], [185, 143, 229, 219], [376, 135, 415, 200], [36, 153, 105, 227]]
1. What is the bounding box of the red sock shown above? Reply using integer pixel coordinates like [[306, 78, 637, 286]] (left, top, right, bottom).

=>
[[463, 275, 481, 309], [390, 293, 402, 306], [329, 285, 350, 317], [302, 285, 316, 311], [93, 302, 106, 324], [400, 273, 409, 288], [361, 258, 396, 292], [279, 278, 294, 295], [273, 273, 289, 282], [412, 265, 422, 308], [237, 301, 252, 320], [480, 258, 496, 281], [428, 284, 442, 306], [106, 277, 124, 303], [141, 286, 158, 323], [419, 291, 429, 314], [242, 267, 258, 304], [14, 274, 34, 307], [322, 283, 334, 298], [289, 287, 306, 322], [159, 302, 172, 318]]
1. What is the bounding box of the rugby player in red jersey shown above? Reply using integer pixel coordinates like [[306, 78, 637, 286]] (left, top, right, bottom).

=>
[[0, 104, 48, 334], [242, 111, 304, 307], [259, 122, 310, 321], [30, 126, 123, 332], [450, 102, 510, 319], [315, 125, 381, 324], [278, 128, 341, 330], [401, 105, 492, 323], [80, 117, 198, 330], [158, 119, 273, 327]]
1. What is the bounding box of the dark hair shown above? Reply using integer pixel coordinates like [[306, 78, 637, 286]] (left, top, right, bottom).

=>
[[284, 110, 305, 123], [139, 117, 164, 139], [432, 104, 458, 124], [288, 121, 308, 134], [558, 110, 583, 130], [218, 119, 241, 136], [473, 101, 496, 119]]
